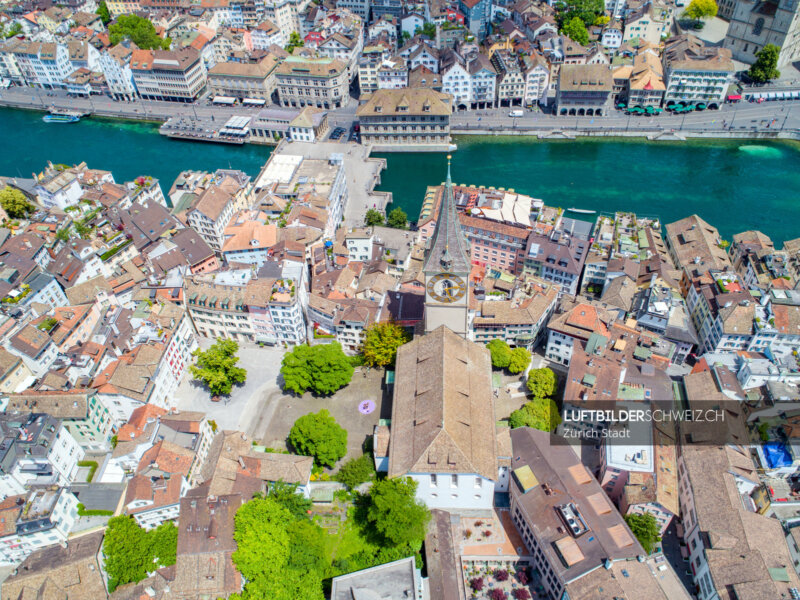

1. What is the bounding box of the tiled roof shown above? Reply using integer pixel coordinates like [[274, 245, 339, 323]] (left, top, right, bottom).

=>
[[389, 326, 497, 481]]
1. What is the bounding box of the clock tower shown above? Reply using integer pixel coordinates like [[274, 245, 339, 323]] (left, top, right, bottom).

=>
[[423, 156, 471, 337]]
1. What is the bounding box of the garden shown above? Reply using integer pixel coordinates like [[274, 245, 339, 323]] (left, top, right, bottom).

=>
[[463, 562, 542, 600]]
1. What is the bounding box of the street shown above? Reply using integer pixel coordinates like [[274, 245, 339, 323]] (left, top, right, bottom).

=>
[[2, 84, 799, 138]]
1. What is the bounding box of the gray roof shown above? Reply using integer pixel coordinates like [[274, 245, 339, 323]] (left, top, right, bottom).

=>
[[331, 557, 421, 600], [423, 162, 471, 274]]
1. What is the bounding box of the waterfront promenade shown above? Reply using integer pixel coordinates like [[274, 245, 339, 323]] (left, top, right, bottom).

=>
[[3, 84, 800, 141]]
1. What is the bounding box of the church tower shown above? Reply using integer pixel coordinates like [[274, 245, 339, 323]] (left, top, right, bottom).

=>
[[423, 156, 471, 337]]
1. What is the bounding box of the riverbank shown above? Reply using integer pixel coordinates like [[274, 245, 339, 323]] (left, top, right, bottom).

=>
[[2, 105, 799, 242], [4, 85, 800, 146]]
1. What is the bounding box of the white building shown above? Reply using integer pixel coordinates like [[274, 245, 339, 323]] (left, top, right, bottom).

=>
[[0, 489, 79, 566], [441, 50, 471, 109]]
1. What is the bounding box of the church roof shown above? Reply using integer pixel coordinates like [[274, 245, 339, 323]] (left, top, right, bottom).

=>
[[388, 326, 498, 481], [423, 158, 471, 274]]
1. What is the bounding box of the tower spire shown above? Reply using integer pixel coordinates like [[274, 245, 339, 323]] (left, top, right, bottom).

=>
[[423, 155, 470, 274]]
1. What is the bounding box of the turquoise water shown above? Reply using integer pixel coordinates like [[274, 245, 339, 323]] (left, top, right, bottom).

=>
[[0, 108, 273, 191], [2, 107, 800, 241], [374, 136, 800, 242]]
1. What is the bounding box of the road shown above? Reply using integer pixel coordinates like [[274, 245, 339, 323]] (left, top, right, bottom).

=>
[[451, 100, 800, 135], [2, 84, 799, 137]]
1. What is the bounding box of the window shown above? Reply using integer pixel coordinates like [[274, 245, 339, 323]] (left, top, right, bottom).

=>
[[430, 474, 438, 487], [752, 17, 764, 36], [451, 475, 459, 488]]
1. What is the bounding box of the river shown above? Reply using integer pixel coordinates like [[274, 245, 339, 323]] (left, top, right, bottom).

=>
[[2, 108, 800, 242]]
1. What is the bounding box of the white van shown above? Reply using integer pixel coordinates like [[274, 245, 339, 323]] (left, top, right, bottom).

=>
[[508, 109, 524, 117]]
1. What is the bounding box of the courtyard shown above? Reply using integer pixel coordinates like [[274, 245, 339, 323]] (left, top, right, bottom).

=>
[[174, 339, 389, 465]]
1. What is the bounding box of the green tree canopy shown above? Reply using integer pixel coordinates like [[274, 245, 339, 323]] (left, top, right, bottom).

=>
[[555, 0, 604, 28], [507, 347, 531, 374], [281, 342, 354, 395], [285, 31, 305, 52], [103, 517, 177, 592], [231, 497, 325, 600], [366, 477, 431, 547], [361, 322, 411, 367], [189, 338, 247, 397], [109, 15, 170, 49], [624, 513, 661, 554], [508, 397, 561, 431], [486, 339, 512, 369], [421, 22, 437, 39], [386, 207, 408, 229], [748, 44, 781, 83], [96, 1, 111, 24], [364, 208, 384, 226], [265, 480, 313, 520], [527, 367, 556, 398], [562, 16, 589, 45], [684, 0, 718, 19], [336, 452, 376, 488], [232, 498, 292, 590], [0, 187, 34, 219], [288, 409, 348, 467]]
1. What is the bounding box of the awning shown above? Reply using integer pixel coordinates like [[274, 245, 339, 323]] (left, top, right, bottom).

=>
[[617, 102, 627, 108], [727, 94, 742, 100], [696, 103, 707, 109], [768, 93, 777, 99]]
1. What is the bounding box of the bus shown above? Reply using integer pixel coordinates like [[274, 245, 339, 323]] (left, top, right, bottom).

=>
[[242, 98, 266, 107], [212, 96, 236, 106]]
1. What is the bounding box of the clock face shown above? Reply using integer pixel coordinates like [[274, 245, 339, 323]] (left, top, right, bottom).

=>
[[427, 273, 467, 303]]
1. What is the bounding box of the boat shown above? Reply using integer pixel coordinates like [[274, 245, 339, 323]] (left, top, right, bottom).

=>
[[567, 207, 596, 214], [43, 114, 80, 123]]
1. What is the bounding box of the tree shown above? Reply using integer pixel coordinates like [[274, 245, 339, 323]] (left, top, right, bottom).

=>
[[266, 481, 313, 520], [288, 409, 347, 467], [508, 397, 561, 431], [55, 227, 70, 242], [401, 30, 411, 43], [624, 513, 661, 554], [507, 347, 531, 374], [554, 0, 604, 27], [189, 338, 247, 397], [96, 1, 111, 24], [336, 453, 376, 488], [2, 23, 22, 39], [0, 187, 34, 219], [421, 21, 437, 40], [366, 477, 430, 547], [361, 322, 411, 367], [103, 516, 178, 592], [386, 207, 408, 229], [748, 44, 781, 83], [593, 14, 610, 25], [280, 342, 354, 395], [684, 0, 717, 19], [231, 497, 325, 600], [232, 498, 291, 590], [285, 31, 304, 52], [527, 367, 556, 398], [74, 221, 92, 239], [109, 15, 170, 50], [364, 208, 384, 226], [286, 519, 327, 573], [103, 516, 152, 592], [149, 522, 178, 567], [562, 16, 589, 45], [486, 339, 512, 369]]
